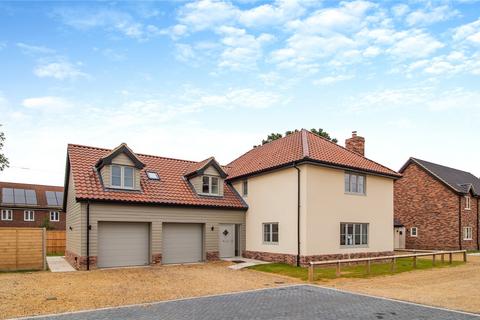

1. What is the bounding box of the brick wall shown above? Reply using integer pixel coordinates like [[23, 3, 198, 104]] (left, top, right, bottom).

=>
[[394, 162, 478, 250], [0, 208, 65, 230]]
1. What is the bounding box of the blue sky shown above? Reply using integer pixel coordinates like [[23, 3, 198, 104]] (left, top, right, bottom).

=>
[[0, 0, 479, 185]]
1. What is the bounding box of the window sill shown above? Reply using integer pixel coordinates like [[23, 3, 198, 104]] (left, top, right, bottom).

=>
[[262, 242, 279, 245], [344, 192, 366, 196], [198, 193, 223, 198], [340, 245, 369, 249], [464, 239, 473, 241]]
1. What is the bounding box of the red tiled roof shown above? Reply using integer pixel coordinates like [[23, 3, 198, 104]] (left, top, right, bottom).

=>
[[226, 130, 401, 180], [67, 144, 246, 209], [0, 181, 64, 209], [185, 157, 214, 177]]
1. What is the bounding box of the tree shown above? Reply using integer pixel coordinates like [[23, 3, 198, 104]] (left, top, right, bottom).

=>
[[0, 124, 8, 172], [256, 128, 337, 147]]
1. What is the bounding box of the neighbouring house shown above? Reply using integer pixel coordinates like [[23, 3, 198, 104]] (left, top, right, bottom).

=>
[[64, 130, 400, 270], [0, 181, 65, 230], [394, 158, 480, 250]]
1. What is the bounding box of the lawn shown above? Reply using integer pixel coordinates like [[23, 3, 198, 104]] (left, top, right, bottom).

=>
[[249, 257, 464, 281]]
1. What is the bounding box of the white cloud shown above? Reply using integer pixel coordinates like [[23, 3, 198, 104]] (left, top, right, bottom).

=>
[[387, 30, 444, 59], [238, 0, 308, 27], [22, 96, 73, 111], [313, 74, 354, 85], [0, 42, 7, 50], [33, 60, 88, 80], [17, 43, 55, 55], [453, 18, 480, 46], [178, 0, 238, 31], [402, 51, 480, 76], [406, 5, 459, 26], [391, 4, 409, 17]]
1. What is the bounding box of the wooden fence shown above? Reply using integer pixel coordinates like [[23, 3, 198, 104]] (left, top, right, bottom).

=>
[[308, 250, 467, 282], [46, 230, 66, 255], [0, 228, 46, 271]]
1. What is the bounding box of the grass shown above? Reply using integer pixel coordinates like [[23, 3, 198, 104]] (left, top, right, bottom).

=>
[[249, 257, 464, 281], [47, 252, 65, 257]]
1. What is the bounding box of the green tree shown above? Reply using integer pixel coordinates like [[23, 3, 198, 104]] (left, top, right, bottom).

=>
[[0, 125, 8, 171], [257, 128, 337, 146]]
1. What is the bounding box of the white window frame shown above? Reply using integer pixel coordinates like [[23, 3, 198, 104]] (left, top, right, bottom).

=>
[[464, 227, 473, 240], [465, 196, 471, 210], [1, 209, 13, 221], [263, 222, 279, 244], [340, 223, 369, 247], [344, 172, 366, 195], [50, 211, 60, 222], [201, 175, 220, 195], [410, 227, 418, 237], [110, 165, 135, 189], [24, 210, 35, 222]]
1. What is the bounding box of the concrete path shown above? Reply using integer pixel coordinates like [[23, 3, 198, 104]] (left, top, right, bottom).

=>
[[222, 256, 269, 270], [46, 256, 76, 272], [20, 285, 479, 320]]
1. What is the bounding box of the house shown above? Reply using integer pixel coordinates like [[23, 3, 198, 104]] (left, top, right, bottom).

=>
[[0, 181, 65, 230], [394, 158, 480, 250], [64, 130, 400, 270]]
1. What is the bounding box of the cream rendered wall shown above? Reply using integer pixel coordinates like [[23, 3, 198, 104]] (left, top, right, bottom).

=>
[[232, 166, 308, 255], [304, 165, 394, 255]]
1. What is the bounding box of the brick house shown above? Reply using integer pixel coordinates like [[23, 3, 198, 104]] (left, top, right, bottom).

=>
[[394, 158, 480, 250], [0, 181, 65, 230]]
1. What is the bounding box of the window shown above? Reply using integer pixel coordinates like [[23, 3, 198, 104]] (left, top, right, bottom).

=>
[[24, 210, 34, 221], [465, 196, 471, 210], [111, 165, 135, 189], [45, 191, 64, 206], [263, 223, 279, 244], [464, 227, 473, 240], [242, 180, 248, 196], [50, 211, 60, 222], [410, 227, 418, 237], [201, 176, 220, 195], [340, 223, 368, 246], [146, 171, 160, 180], [1, 209, 12, 221], [344, 172, 366, 194]]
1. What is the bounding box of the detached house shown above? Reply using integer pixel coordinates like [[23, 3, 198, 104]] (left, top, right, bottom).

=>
[[64, 130, 400, 270], [395, 158, 480, 250]]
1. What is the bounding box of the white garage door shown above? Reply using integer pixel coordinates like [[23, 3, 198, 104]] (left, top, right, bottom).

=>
[[98, 222, 150, 268], [162, 223, 203, 264]]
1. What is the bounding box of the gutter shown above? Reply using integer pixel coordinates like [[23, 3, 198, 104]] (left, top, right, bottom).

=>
[[86, 201, 91, 271], [293, 163, 301, 267], [458, 196, 462, 250]]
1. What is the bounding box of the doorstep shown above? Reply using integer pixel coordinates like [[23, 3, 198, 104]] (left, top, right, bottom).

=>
[[222, 257, 270, 270]]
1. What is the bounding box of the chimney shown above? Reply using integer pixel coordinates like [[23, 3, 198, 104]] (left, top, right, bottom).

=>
[[345, 131, 365, 156]]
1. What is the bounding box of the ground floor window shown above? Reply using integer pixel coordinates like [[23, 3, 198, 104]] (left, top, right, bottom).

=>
[[464, 227, 473, 240], [340, 223, 368, 246], [24, 210, 34, 221], [1, 209, 13, 221], [263, 223, 279, 244], [410, 227, 418, 237], [50, 211, 60, 222]]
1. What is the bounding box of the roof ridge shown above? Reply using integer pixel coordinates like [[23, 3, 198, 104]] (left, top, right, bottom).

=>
[[412, 157, 478, 177], [301, 129, 309, 158]]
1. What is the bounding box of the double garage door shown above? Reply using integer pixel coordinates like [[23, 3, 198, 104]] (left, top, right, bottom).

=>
[[97, 222, 203, 268]]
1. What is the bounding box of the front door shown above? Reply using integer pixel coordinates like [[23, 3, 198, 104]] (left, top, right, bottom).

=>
[[394, 227, 406, 249], [219, 224, 235, 258]]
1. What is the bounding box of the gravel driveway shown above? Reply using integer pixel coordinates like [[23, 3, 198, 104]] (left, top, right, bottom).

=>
[[18, 285, 479, 320]]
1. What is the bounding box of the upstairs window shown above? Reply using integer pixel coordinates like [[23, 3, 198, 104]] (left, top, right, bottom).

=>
[[344, 172, 366, 194], [465, 196, 471, 210], [242, 180, 248, 196], [111, 165, 135, 189], [202, 176, 219, 195], [24, 210, 35, 221], [1, 209, 12, 221], [50, 211, 60, 222]]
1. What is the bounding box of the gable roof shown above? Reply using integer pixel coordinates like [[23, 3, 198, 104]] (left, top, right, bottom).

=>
[[400, 157, 480, 196], [95, 143, 145, 170], [184, 157, 228, 179], [67, 144, 246, 209], [226, 129, 400, 180], [0, 181, 64, 209]]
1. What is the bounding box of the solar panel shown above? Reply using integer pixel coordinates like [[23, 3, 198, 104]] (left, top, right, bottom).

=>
[[46, 191, 58, 206], [2, 188, 14, 203], [55, 192, 64, 205], [14, 188, 26, 204], [25, 189, 37, 205]]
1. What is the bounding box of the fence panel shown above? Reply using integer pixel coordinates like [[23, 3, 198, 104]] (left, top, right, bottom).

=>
[[0, 228, 45, 271], [46, 230, 66, 255]]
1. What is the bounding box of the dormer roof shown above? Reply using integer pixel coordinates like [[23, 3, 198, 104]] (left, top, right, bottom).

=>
[[184, 157, 228, 179], [95, 143, 145, 170]]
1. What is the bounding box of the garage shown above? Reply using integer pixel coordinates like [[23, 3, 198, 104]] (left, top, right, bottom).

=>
[[97, 222, 150, 268], [162, 223, 203, 264]]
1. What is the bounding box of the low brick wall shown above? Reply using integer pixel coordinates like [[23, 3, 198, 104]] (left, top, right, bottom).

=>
[[152, 253, 162, 265], [206, 251, 220, 261], [65, 250, 97, 270], [243, 250, 297, 265]]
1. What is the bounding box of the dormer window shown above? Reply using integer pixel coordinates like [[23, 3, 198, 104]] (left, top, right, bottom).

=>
[[111, 165, 134, 189], [202, 176, 219, 195]]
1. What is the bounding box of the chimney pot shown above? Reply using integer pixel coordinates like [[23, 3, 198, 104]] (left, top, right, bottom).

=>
[[345, 131, 365, 156]]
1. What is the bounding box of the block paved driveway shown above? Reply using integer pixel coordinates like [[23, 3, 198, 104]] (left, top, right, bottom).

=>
[[24, 285, 479, 320]]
